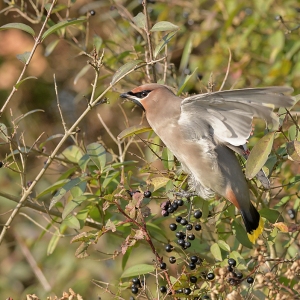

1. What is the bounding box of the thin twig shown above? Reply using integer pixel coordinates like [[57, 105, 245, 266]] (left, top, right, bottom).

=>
[[219, 47, 232, 91], [0, 191, 103, 230], [54, 74, 68, 132], [143, 0, 157, 82], [15, 233, 52, 292]]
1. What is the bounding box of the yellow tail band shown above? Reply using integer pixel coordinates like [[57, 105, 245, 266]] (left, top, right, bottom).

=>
[[247, 217, 265, 244]]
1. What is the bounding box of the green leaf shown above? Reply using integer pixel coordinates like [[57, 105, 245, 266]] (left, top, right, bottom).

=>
[[154, 31, 177, 58], [210, 243, 222, 261], [177, 68, 198, 95], [245, 132, 275, 179], [121, 264, 155, 278], [0, 123, 8, 142], [162, 147, 175, 170], [150, 21, 179, 32], [228, 251, 247, 270], [118, 125, 153, 140], [149, 177, 170, 192], [93, 34, 103, 53], [70, 181, 87, 198], [78, 153, 90, 171], [217, 240, 230, 252], [41, 18, 87, 41], [47, 229, 61, 255], [273, 196, 290, 209], [260, 208, 282, 224], [39, 134, 64, 150], [74, 64, 92, 85], [111, 60, 143, 85], [61, 145, 84, 163], [0, 23, 35, 37], [87, 142, 107, 171], [102, 171, 120, 188], [44, 39, 60, 57], [44, 3, 68, 14], [179, 34, 193, 72], [132, 12, 146, 29], [36, 179, 69, 199], [287, 141, 300, 162], [50, 177, 83, 209], [122, 247, 132, 270], [16, 51, 31, 64], [16, 109, 44, 124], [232, 220, 253, 248], [61, 215, 81, 230], [62, 196, 86, 219], [15, 76, 37, 89]]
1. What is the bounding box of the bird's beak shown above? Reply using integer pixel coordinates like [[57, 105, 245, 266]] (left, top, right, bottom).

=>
[[120, 92, 145, 111]]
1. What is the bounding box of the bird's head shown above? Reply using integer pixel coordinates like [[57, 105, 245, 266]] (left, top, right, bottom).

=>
[[120, 84, 175, 111]]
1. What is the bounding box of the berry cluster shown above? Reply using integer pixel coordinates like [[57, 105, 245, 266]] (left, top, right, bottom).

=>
[[126, 190, 152, 198], [160, 199, 184, 216], [227, 258, 254, 285], [165, 209, 202, 251], [130, 277, 143, 295]]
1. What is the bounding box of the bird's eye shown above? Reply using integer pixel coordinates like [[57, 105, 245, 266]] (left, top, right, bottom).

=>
[[141, 91, 149, 97]]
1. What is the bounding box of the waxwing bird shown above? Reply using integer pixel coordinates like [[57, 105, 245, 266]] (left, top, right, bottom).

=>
[[120, 84, 295, 243]]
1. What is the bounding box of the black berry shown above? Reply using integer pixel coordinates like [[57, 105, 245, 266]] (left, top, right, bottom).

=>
[[167, 206, 175, 213], [236, 272, 243, 279], [188, 234, 195, 240], [176, 288, 183, 294], [144, 190, 152, 198], [189, 262, 196, 270], [180, 218, 188, 226], [176, 216, 182, 223], [90, 10, 96, 15], [169, 256, 176, 264], [160, 286, 167, 293], [165, 244, 173, 252], [190, 255, 198, 263], [228, 258, 236, 267], [183, 287, 191, 295], [247, 277, 254, 284], [207, 272, 215, 280], [176, 231, 185, 239], [186, 223, 193, 230], [171, 202, 178, 210], [190, 276, 197, 283], [132, 278, 140, 286], [227, 265, 233, 272], [194, 210, 202, 219], [160, 262, 167, 270], [0, 161, 3, 168], [169, 223, 177, 231], [185, 241, 191, 248], [203, 296, 210, 299], [177, 239, 185, 246], [176, 199, 184, 206], [131, 287, 138, 294], [194, 224, 202, 231]]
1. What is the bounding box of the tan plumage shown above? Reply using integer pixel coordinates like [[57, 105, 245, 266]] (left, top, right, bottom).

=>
[[120, 84, 295, 243]]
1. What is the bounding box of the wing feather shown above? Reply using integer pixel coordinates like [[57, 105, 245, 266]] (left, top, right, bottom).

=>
[[180, 87, 294, 146]]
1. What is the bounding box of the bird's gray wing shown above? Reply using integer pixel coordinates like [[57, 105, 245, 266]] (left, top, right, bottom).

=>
[[180, 87, 294, 146]]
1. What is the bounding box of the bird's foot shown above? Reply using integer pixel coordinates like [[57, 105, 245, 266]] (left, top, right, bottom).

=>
[[172, 189, 197, 200]]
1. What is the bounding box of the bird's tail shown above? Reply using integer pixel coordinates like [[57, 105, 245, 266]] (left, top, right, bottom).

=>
[[240, 203, 264, 243]]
